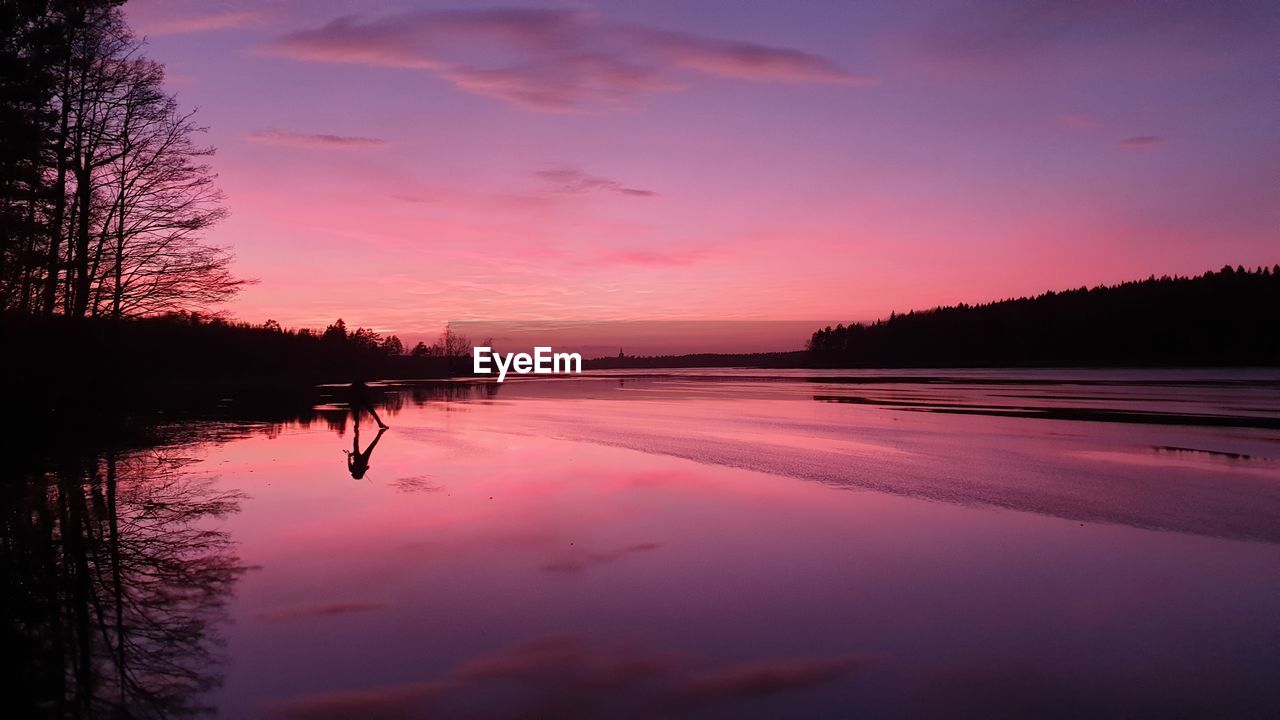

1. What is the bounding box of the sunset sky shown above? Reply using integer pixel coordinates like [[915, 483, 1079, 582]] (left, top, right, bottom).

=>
[[125, 0, 1278, 346]]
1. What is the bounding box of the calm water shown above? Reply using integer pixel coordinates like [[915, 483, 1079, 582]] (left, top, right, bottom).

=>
[[12, 370, 1280, 718]]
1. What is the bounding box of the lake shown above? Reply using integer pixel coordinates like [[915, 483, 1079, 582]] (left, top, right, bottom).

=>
[[11, 369, 1280, 719]]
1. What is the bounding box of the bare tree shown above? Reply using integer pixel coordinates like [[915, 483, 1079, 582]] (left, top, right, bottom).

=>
[[73, 11, 120, 315], [94, 72, 240, 317], [1, 1, 244, 318], [429, 323, 477, 357]]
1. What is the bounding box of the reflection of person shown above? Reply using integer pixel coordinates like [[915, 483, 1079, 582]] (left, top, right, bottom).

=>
[[345, 425, 386, 480], [344, 381, 389, 479]]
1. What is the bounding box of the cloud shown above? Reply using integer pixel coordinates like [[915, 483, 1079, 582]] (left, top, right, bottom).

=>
[[621, 27, 864, 84], [389, 193, 438, 204], [912, 0, 1276, 71], [442, 55, 676, 111], [1057, 114, 1098, 129], [536, 167, 656, 197], [247, 130, 390, 149], [253, 602, 386, 622], [542, 541, 660, 573], [141, 10, 265, 36], [668, 656, 874, 708], [391, 475, 442, 493], [1117, 135, 1162, 148], [596, 249, 708, 267], [269, 635, 872, 720], [258, 9, 868, 111]]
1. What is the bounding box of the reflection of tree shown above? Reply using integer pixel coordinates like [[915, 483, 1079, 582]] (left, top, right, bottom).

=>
[[2, 446, 246, 719]]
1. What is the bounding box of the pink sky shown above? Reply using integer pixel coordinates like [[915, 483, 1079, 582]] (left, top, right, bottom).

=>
[[126, 1, 1278, 347]]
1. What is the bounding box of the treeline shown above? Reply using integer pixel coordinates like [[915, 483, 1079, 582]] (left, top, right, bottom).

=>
[[4, 312, 484, 415], [810, 266, 1280, 367], [1, 1, 243, 318]]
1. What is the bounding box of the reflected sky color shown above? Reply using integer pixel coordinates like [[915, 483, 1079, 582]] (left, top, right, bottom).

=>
[[197, 371, 1280, 717], [123, 1, 1278, 342]]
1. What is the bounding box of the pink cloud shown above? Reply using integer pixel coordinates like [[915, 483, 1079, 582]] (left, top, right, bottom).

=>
[[258, 14, 446, 69], [1058, 114, 1098, 129], [270, 634, 870, 720], [536, 167, 656, 197], [442, 56, 675, 111], [623, 28, 872, 84], [542, 541, 660, 573], [1117, 135, 1162, 148], [252, 601, 386, 622], [140, 10, 265, 36], [247, 129, 390, 149], [258, 9, 867, 111], [596, 248, 709, 268]]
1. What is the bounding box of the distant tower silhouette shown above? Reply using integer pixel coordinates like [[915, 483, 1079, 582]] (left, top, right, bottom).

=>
[[618, 348, 625, 358]]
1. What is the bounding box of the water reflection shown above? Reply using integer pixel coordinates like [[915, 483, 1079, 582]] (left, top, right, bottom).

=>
[[10, 371, 1280, 718], [345, 426, 387, 480], [270, 635, 873, 720], [340, 382, 388, 480], [2, 444, 247, 719]]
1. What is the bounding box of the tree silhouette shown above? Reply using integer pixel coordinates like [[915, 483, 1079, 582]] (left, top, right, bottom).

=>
[[0, 1, 244, 318], [381, 335, 404, 356], [322, 318, 347, 343]]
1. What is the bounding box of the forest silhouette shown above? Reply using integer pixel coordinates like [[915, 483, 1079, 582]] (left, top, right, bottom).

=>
[[807, 266, 1279, 367]]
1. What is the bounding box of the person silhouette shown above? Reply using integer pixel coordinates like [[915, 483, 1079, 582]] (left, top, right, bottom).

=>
[[349, 380, 388, 429], [345, 424, 386, 480]]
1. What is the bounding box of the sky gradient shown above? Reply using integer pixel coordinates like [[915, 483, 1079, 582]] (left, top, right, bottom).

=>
[[125, 0, 1279, 346]]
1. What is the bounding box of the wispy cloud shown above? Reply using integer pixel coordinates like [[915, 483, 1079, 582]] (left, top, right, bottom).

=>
[[388, 193, 438, 205], [622, 27, 859, 84], [270, 634, 873, 720], [140, 10, 265, 36], [596, 249, 707, 267], [669, 656, 872, 708], [1057, 114, 1098, 130], [1117, 135, 1162, 148], [536, 167, 656, 197], [542, 542, 659, 573], [253, 602, 386, 622], [913, 0, 1276, 69], [258, 8, 869, 111], [391, 475, 443, 493], [247, 129, 390, 149]]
